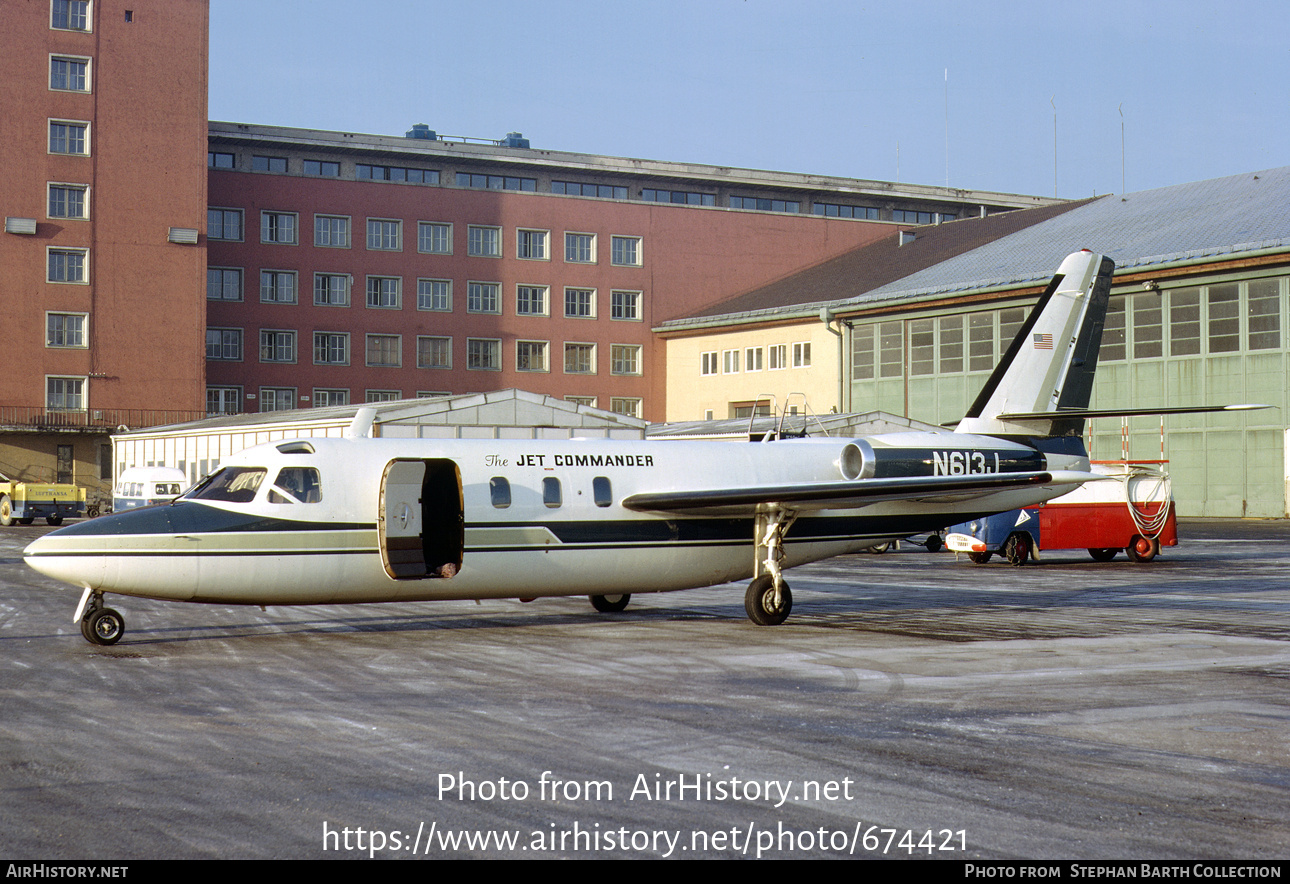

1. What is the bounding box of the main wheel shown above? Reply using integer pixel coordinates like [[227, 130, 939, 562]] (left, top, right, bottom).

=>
[[968, 551, 992, 564], [865, 541, 891, 554], [590, 593, 630, 613], [0, 495, 13, 527], [1088, 548, 1118, 562], [1003, 532, 1031, 566], [924, 534, 944, 553], [84, 608, 124, 646], [744, 574, 792, 626], [1127, 535, 1159, 563], [46, 515, 63, 526]]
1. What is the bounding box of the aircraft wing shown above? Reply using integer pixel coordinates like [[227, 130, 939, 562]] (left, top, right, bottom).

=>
[[621, 470, 1094, 515]]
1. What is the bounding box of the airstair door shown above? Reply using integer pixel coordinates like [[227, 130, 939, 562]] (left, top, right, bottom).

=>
[[378, 458, 463, 580]]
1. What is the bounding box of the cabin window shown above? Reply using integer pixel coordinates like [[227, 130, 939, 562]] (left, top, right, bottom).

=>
[[489, 477, 511, 508], [542, 477, 562, 508], [186, 467, 266, 503], [593, 477, 612, 508], [268, 467, 321, 504]]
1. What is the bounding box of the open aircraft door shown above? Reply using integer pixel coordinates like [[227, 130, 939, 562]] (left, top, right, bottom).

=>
[[378, 458, 464, 580]]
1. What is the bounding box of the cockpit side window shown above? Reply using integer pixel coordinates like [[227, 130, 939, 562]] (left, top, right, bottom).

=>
[[268, 467, 322, 504], [185, 467, 267, 503]]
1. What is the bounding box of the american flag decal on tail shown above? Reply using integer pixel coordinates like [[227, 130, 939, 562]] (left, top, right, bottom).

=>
[[1033, 333, 1053, 349]]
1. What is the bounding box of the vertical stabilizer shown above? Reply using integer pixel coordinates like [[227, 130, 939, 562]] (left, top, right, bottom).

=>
[[956, 250, 1114, 437]]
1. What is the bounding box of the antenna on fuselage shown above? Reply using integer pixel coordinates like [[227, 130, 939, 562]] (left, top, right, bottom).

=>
[[346, 407, 377, 439]]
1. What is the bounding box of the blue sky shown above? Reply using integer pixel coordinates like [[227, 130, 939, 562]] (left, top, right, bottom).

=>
[[209, 0, 1290, 200]]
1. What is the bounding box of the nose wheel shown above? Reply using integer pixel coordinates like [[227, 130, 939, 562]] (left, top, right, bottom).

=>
[[76, 590, 125, 646]]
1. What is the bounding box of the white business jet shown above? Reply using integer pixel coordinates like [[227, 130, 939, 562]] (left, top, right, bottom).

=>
[[26, 250, 1131, 644]]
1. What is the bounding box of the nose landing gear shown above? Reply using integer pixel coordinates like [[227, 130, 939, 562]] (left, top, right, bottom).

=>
[[75, 588, 124, 646]]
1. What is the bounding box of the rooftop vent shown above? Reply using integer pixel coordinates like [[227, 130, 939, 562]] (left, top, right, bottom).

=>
[[405, 123, 438, 140], [500, 132, 530, 149], [899, 230, 917, 246]]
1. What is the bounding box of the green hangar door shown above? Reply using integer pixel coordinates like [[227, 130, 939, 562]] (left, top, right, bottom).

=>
[[378, 459, 464, 579]]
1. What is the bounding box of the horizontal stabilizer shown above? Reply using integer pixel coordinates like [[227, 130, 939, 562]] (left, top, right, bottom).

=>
[[995, 403, 1273, 422]]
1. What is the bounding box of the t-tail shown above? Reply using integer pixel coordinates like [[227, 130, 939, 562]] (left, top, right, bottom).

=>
[[955, 249, 1115, 439]]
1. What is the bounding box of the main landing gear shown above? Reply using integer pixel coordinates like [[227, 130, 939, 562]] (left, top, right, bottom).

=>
[[745, 507, 796, 626], [76, 587, 124, 646], [589, 593, 631, 613]]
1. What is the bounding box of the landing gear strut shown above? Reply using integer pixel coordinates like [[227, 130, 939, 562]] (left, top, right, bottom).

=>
[[75, 587, 124, 646], [746, 507, 797, 625]]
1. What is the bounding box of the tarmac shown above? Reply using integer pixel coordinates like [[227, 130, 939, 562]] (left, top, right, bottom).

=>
[[1, 519, 1287, 860]]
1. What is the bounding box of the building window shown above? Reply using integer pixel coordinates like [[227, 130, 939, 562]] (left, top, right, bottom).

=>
[[565, 288, 595, 318], [701, 352, 718, 376], [1170, 288, 1201, 356], [260, 211, 297, 245], [610, 398, 641, 418], [260, 270, 297, 304], [516, 340, 549, 372], [49, 120, 89, 156], [366, 218, 402, 251], [46, 376, 85, 411], [968, 312, 995, 371], [50, 56, 90, 92], [46, 313, 87, 348], [313, 389, 349, 407], [612, 345, 641, 376], [642, 189, 714, 206], [722, 349, 739, 374], [313, 332, 349, 365], [553, 181, 627, 199], [48, 183, 88, 219], [366, 276, 401, 309], [207, 386, 241, 416], [910, 318, 934, 375], [564, 343, 595, 374], [208, 208, 243, 241], [1207, 284, 1241, 353], [314, 273, 349, 306], [893, 209, 934, 224], [418, 222, 451, 254], [610, 290, 640, 321], [516, 285, 548, 316], [259, 330, 297, 363], [851, 324, 875, 381], [259, 387, 297, 413], [611, 236, 641, 267], [417, 279, 451, 312], [729, 196, 799, 213], [467, 338, 501, 371], [366, 390, 402, 403], [304, 160, 340, 177], [208, 152, 235, 169], [813, 203, 880, 220], [252, 155, 287, 173], [938, 317, 962, 373], [1100, 297, 1127, 362], [417, 336, 451, 369], [768, 344, 787, 370], [205, 328, 242, 361], [51, 1, 90, 31], [467, 282, 500, 314], [1247, 279, 1282, 351], [566, 396, 597, 408], [314, 215, 350, 248], [357, 164, 438, 184], [366, 334, 401, 367], [467, 225, 501, 257], [458, 173, 535, 191], [1132, 294, 1163, 359], [879, 321, 903, 378], [207, 267, 242, 301], [47, 248, 87, 283], [517, 229, 548, 260], [565, 232, 596, 263], [745, 347, 763, 372]]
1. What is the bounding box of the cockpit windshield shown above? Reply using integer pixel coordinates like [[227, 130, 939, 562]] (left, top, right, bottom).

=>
[[184, 467, 267, 503]]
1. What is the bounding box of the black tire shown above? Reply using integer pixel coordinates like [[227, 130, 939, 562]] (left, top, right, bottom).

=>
[[924, 535, 944, 553], [1127, 535, 1159, 563], [865, 541, 891, 554], [744, 574, 792, 626], [46, 515, 63, 526], [1088, 548, 1118, 562], [590, 593, 630, 613], [17, 518, 33, 525], [1003, 532, 1031, 566], [0, 495, 13, 527], [968, 551, 992, 564], [85, 608, 124, 646]]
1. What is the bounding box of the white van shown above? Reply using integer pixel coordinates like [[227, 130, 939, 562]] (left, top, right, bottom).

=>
[[113, 467, 188, 512]]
